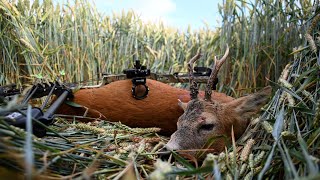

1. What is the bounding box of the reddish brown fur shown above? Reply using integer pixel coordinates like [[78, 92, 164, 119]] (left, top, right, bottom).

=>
[[57, 79, 234, 135]]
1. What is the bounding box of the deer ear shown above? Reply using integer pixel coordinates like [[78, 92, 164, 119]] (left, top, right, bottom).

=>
[[178, 99, 188, 111], [227, 86, 272, 119]]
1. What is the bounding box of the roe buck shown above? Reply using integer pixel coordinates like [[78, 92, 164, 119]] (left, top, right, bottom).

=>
[[56, 79, 234, 135], [57, 46, 271, 140], [165, 46, 272, 154]]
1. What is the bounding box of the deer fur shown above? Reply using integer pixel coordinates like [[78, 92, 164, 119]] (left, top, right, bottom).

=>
[[56, 79, 234, 135]]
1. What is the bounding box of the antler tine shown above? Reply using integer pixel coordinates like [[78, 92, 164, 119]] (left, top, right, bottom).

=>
[[188, 49, 202, 100], [204, 45, 229, 101]]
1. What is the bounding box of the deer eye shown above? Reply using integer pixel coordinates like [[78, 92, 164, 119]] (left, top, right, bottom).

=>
[[199, 124, 215, 131]]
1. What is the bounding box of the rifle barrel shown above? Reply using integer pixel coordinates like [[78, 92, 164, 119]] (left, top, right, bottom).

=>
[[82, 73, 211, 89], [42, 90, 69, 120]]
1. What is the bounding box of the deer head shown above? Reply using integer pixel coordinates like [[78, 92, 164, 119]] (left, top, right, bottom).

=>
[[166, 46, 272, 155]]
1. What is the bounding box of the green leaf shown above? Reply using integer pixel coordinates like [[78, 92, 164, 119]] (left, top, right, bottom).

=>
[[297, 132, 318, 175], [32, 73, 43, 79], [65, 101, 83, 108], [307, 128, 320, 148], [258, 142, 277, 180], [171, 151, 195, 170], [59, 70, 65, 76], [272, 105, 285, 141], [169, 165, 212, 176]]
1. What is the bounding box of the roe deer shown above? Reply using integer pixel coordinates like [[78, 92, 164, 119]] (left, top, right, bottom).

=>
[[57, 46, 270, 140], [56, 78, 234, 135], [165, 46, 272, 154]]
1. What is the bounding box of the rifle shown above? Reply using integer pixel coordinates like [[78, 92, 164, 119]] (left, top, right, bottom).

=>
[[0, 65, 218, 134], [81, 63, 218, 100], [0, 81, 73, 137], [83, 65, 218, 88]]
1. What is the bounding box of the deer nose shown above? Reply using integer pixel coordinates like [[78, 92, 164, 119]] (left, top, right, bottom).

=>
[[166, 138, 179, 151]]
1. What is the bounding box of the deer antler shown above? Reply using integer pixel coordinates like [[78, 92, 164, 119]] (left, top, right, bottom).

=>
[[188, 49, 202, 100], [204, 45, 229, 101]]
